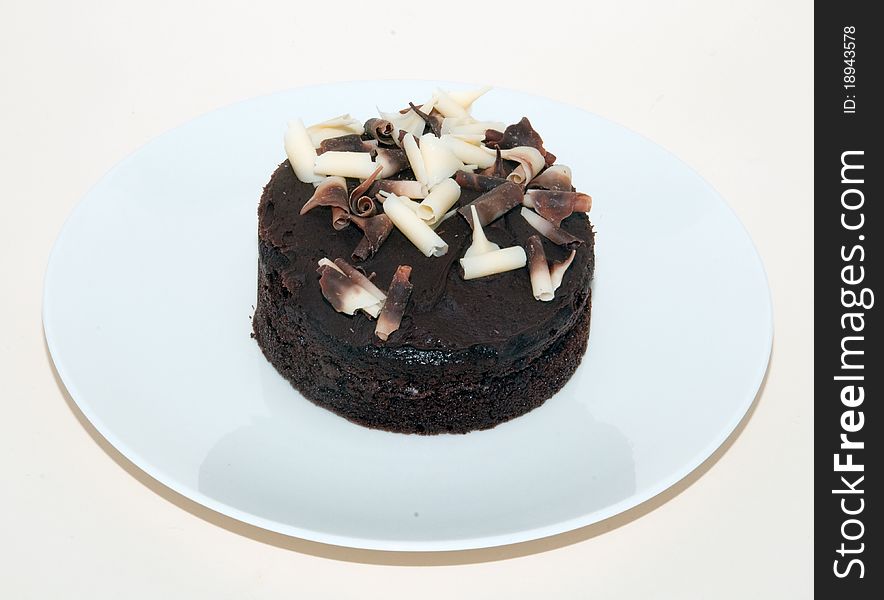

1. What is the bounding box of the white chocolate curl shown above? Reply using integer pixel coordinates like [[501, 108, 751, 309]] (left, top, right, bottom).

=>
[[417, 178, 461, 223], [460, 246, 527, 280], [447, 85, 492, 111], [501, 146, 546, 185], [432, 88, 469, 118], [526, 236, 554, 302], [441, 118, 508, 136], [313, 151, 378, 179], [383, 194, 449, 257], [420, 134, 463, 187], [439, 134, 497, 168], [463, 206, 500, 258], [550, 250, 577, 292], [402, 134, 428, 185], [307, 114, 363, 146], [284, 119, 323, 184]]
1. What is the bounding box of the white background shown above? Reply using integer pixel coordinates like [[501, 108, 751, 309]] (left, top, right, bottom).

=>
[[0, 1, 812, 598]]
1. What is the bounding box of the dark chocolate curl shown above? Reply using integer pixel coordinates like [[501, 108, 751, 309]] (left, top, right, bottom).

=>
[[485, 117, 556, 166], [528, 165, 573, 191], [349, 164, 383, 217], [457, 181, 523, 228], [300, 177, 350, 216], [375, 265, 414, 341], [331, 206, 350, 230], [316, 264, 379, 316], [318, 134, 377, 155], [520, 207, 584, 248], [364, 118, 396, 145], [351, 214, 394, 262], [375, 147, 409, 178], [479, 147, 512, 179], [454, 170, 509, 193], [333, 258, 386, 301], [408, 102, 441, 137], [524, 190, 592, 227], [482, 129, 504, 146]]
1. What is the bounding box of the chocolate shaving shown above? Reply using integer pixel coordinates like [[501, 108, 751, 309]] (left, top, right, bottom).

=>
[[479, 147, 512, 179], [316, 264, 380, 317], [527, 164, 573, 191], [375, 265, 414, 341], [333, 258, 386, 301], [483, 129, 504, 146], [484, 117, 556, 166], [525, 235, 554, 301], [300, 177, 351, 225], [364, 118, 396, 145], [408, 102, 441, 137], [367, 179, 426, 199], [524, 189, 592, 227], [317, 134, 377, 155], [375, 147, 409, 178], [348, 164, 383, 217], [351, 214, 394, 262], [331, 206, 350, 230], [454, 170, 508, 193], [457, 180, 523, 228], [520, 207, 583, 248]]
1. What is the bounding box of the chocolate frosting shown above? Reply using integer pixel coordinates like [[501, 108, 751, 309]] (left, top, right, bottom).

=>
[[258, 160, 595, 370]]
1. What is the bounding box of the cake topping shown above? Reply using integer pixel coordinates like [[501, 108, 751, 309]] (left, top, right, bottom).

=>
[[300, 176, 351, 229], [408, 102, 442, 137], [520, 207, 584, 247], [367, 179, 428, 199], [375, 147, 409, 178], [457, 180, 523, 228], [317, 134, 377, 155], [313, 151, 379, 179], [460, 246, 527, 280], [331, 258, 386, 302], [527, 164, 573, 191], [525, 235, 554, 301], [439, 135, 497, 168], [375, 265, 414, 341], [453, 170, 509, 192], [306, 114, 364, 146], [382, 194, 449, 257], [500, 146, 546, 186], [283, 87, 594, 313], [402, 134, 428, 185], [523, 189, 592, 226], [446, 85, 492, 111], [463, 206, 500, 257], [431, 88, 469, 118], [348, 165, 383, 216], [417, 178, 461, 224], [483, 117, 556, 166], [284, 119, 324, 184], [364, 118, 396, 145], [317, 259, 383, 318], [441, 118, 508, 136], [351, 214, 394, 261], [419, 134, 464, 187], [549, 249, 577, 292]]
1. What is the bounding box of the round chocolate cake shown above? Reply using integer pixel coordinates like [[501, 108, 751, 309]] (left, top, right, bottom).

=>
[[252, 88, 595, 434]]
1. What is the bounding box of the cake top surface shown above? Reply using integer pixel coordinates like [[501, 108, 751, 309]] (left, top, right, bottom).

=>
[[258, 87, 595, 363]]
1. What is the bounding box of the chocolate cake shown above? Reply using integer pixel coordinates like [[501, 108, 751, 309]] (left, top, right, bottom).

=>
[[252, 87, 595, 434]]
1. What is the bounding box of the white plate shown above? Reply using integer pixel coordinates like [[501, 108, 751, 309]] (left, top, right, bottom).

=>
[[44, 81, 772, 551]]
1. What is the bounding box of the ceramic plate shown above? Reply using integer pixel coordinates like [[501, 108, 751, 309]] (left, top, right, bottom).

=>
[[43, 81, 772, 551]]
